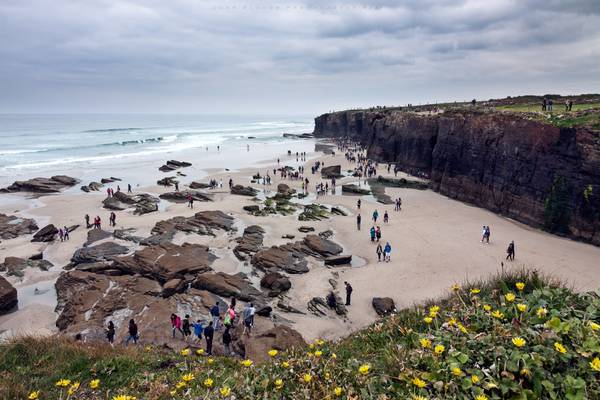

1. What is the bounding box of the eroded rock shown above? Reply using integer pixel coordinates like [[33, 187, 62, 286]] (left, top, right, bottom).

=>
[[0, 213, 38, 240]]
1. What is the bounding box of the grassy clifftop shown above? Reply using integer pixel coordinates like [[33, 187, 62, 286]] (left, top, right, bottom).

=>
[[2, 271, 599, 400]]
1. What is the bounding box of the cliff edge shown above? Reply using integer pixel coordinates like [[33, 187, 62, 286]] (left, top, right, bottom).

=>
[[314, 107, 600, 245]]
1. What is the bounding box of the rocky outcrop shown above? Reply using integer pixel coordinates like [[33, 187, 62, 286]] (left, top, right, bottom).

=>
[[85, 229, 113, 246], [102, 192, 159, 214], [31, 224, 58, 242], [189, 181, 211, 189], [112, 242, 215, 282], [192, 272, 261, 301], [242, 325, 305, 362], [152, 210, 236, 237], [277, 183, 296, 197], [372, 297, 396, 316], [321, 165, 342, 179], [159, 190, 213, 203], [2, 175, 78, 193], [0, 256, 53, 277], [0, 213, 38, 240], [233, 225, 265, 260], [260, 272, 291, 296], [0, 275, 17, 313], [324, 255, 352, 266], [231, 185, 258, 196], [341, 184, 371, 195], [159, 160, 192, 172], [314, 109, 600, 245], [71, 242, 129, 266]]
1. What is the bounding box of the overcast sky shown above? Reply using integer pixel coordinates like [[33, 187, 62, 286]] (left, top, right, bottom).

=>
[[1, 0, 599, 114]]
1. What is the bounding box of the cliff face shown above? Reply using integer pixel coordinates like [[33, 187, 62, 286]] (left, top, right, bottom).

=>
[[314, 110, 600, 245]]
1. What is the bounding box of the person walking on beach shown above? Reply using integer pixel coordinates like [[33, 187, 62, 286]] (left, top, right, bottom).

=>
[[125, 319, 138, 346], [376, 243, 383, 262], [174, 181, 179, 191], [481, 226, 487, 243], [204, 321, 214, 355], [187, 194, 194, 209], [484, 226, 490, 243], [192, 319, 204, 343], [58, 227, 64, 242], [210, 302, 221, 331], [506, 241, 515, 261], [356, 214, 361, 230], [223, 326, 232, 355], [63, 226, 69, 241], [109, 212, 116, 227], [357, 199, 361, 209], [384, 242, 392, 262], [182, 314, 192, 340], [128, 184, 132, 193], [375, 226, 381, 242], [372, 210, 379, 223], [370, 226, 376, 242], [171, 314, 184, 339], [345, 281, 353, 306], [106, 321, 115, 345], [85, 214, 90, 228], [383, 211, 389, 223]]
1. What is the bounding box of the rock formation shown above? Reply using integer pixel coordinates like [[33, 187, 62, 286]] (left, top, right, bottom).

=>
[[159, 190, 213, 203], [1, 175, 78, 193], [314, 109, 600, 245], [152, 210, 236, 237], [0, 213, 38, 240], [0, 256, 53, 277], [159, 160, 192, 172], [31, 224, 59, 242], [231, 185, 258, 196], [233, 225, 265, 260], [321, 165, 342, 179], [0, 275, 17, 313], [372, 297, 396, 316]]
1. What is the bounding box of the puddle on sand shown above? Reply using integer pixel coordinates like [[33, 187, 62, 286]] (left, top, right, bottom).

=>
[[17, 279, 58, 310]]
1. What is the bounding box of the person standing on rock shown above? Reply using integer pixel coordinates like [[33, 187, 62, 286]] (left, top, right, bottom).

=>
[[506, 241, 515, 261], [210, 302, 221, 331], [63, 226, 69, 241], [171, 314, 184, 339], [376, 243, 383, 262], [182, 314, 192, 341], [204, 321, 214, 355], [356, 214, 361, 230], [58, 227, 64, 242], [242, 302, 255, 336], [175, 181, 179, 191], [125, 319, 138, 346], [193, 319, 204, 343], [106, 321, 115, 345], [223, 326, 232, 355], [345, 282, 353, 306]]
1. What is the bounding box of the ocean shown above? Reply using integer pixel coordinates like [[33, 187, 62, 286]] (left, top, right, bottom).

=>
[[0, 114, 315, 188]]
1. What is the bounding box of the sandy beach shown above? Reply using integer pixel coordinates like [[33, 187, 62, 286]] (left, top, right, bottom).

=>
[[1, 139, 600, 343]]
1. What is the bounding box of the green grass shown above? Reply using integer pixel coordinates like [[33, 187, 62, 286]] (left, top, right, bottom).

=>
[[495, 102, 600, 113], [2, 269, 599, 400]]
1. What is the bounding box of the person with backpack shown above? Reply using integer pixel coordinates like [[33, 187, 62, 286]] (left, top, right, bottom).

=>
[[372, 210, 379, 223], [242, 303, 255, 336], [125, 319, 138, 346], [210, 302, 221, 331], [171, 314, 184, 339], [192, 320, 204, 343], [222, 327, 232, 356], [376, 226, 382, 241], [182, 314, 192, 340], [370, 226, 376, 242]]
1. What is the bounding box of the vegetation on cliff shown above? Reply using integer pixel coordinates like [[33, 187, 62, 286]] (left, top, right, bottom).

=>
[[1, 270, 599, 400]]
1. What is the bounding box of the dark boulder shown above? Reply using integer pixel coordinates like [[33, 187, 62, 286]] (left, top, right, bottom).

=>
[[71, 242, 129, 265], [231, 185, 258, 196], [0, 213, 38, 240], [372, 297, 396, 316], [321, 165, 342, 179], [159, 190, 213, 203], [233, 225, 265, 260], [341, 184, 371, 195], [192, 272, 261, 301], [0, 275, 17, 313], [324, 255, 352, 266], [31, 224, 58, 242], [260, 272, 292, 296], [252, 246, 309, 274], [2, 175, 78, 194]]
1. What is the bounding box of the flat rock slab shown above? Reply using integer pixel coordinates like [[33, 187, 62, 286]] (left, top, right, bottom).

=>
[[372, 297, 396, 316], [0, 275, 17, 313], [31, 224, 58, 242], [324, 254, 352, 266], [71, 242, 130, 265], [0, 213, 38, 240], [231, 185, 258, 196], [321, 165, 342, 179], [86, 229, 113, 246], [233, 225, 265, 260], [152, 210, 236, 236], [0, 256, 53, 277], [1, 175, 78, 194], [192, 272, 261, 301], [159, 190, 213, 203]]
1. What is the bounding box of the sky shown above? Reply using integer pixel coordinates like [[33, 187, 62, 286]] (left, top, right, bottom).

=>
[[1, 0, 599, 115]]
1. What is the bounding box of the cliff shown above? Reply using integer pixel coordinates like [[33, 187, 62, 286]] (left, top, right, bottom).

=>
[[314, 109, 600, 245]]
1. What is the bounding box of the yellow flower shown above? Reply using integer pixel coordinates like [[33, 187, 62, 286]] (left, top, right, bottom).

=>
[[486, 382, 499, 389], [170, 390, 176, 397], [358, 364, 370, 375], [196, 348, 205, 355], [307, 351, 314, 357], [491, 310, 504, 319], [512, 337, 526, 347], [331, 353, 337, 359], [55, 379, 71, 387], [315, 339, 325, 346], [452, 367, 462, 376], [447, 317, 457, 327], [203, 378, 213, 388], [434, 344, 445, 354], [471, 375, 480, 384], [505, 293, 516, 302], [182, 373, 195, 382], [517, 303, 527, 312], [282, 361, 290, 368], [589, 321, 600, 331], [451, 283, 460, 291], [334, 387, 343, 396], [423, 317, 433, 324], [309, 343, 315, 349], [536, 307, 548, 318], [475, 395, 488, 400], [520, 368, 532, 377], [275, 378, 284, 389], [412, 377, 427, 388], [483, 304, 492, 312], [314, 350, 323, 357], [28, 391, 39, 400], [303, 373, 312, 383], [90, 379, 100, 389], [241, 359, 253, 367], [590, 357, 600, 372], [207, 358, 214, 365], [419, 338, 431, 348], [554, 342, 567, 354], [144, 345, 152, 352], [67, 382, 80, 396], [470, 288, 481, 295], [268, 349, 278, 357], [112, 396, 136, 400], [180, 348, 191, 356], [429, 305, 440, 316], [413, 396, 428, 400], [457, 323, 468, 334], [220, 386, 231, 396], [175, 381, 186, 390], [516, 282, 525, 291]]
